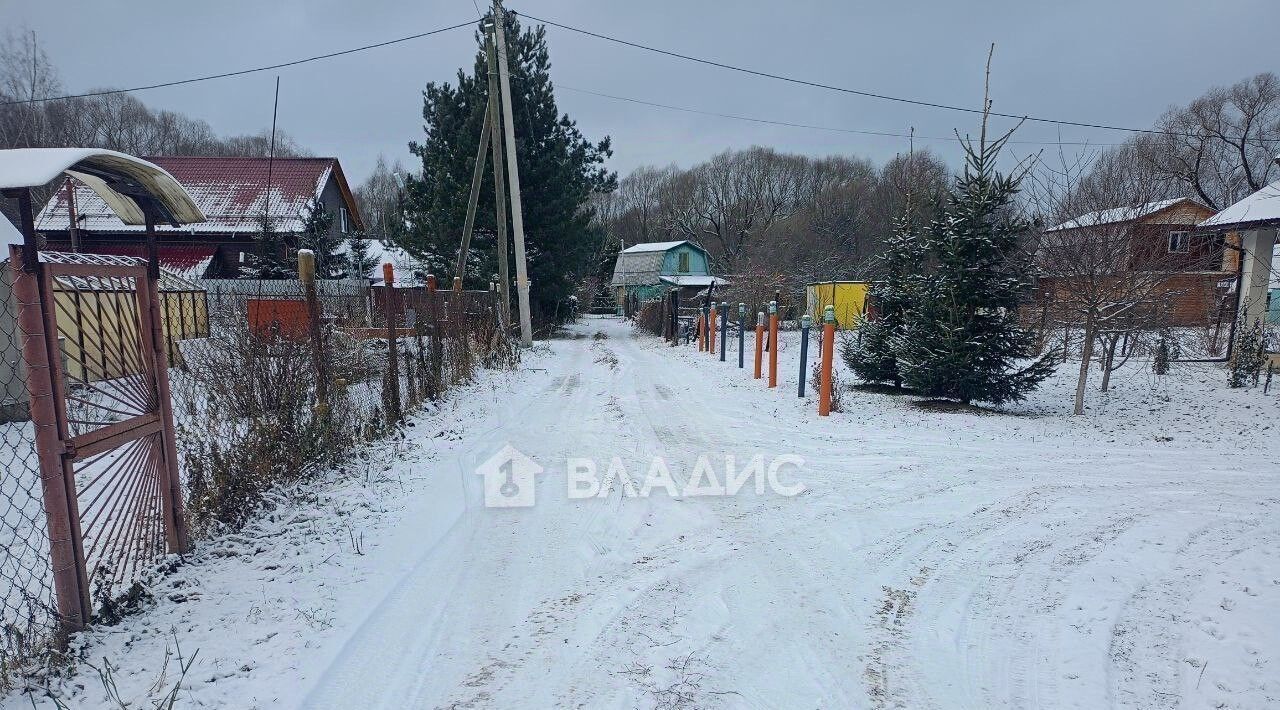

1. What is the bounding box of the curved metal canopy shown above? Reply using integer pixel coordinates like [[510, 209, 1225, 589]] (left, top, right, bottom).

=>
[[0, 148, 205, 226]]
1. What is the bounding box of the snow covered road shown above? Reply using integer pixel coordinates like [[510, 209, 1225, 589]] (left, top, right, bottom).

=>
[[302, 317, 1280, 709], [12, 316, 1279, 709]]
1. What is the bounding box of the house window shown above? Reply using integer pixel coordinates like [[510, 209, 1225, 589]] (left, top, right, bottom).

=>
[[1167, 231, 1190, 253], [677, 251, 690, 273], [340, 207, 350, 234]]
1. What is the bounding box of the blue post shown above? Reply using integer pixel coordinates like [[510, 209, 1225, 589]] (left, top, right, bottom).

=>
[[798, 314, 811, 397], [737, 302, 746, 368], [719, 301, 728, 361]]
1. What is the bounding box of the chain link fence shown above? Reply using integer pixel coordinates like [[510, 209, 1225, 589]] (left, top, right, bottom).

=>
[[0, 263, 57, 687], [0, 271, 514, 687]]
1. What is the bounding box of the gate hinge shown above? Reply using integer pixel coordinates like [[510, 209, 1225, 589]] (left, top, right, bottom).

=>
[[61, 441, 76, 458]]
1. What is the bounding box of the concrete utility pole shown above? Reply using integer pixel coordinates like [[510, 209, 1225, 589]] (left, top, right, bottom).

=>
[[455, 101, 493, 281], [492, 0, 533, 346], [485, 29, 512, 328]]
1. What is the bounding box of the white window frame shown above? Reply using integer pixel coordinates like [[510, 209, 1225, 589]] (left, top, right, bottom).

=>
[[340, 206, 350, 234], [1167, 231, 1190, 253]]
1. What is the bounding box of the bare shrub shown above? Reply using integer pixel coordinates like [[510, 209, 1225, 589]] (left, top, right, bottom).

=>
[[810, 362, 844, 413], [633, 300, 665, 336]]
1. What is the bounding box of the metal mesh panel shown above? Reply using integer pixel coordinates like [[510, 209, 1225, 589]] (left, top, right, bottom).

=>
[[0, 263, 57, 684]]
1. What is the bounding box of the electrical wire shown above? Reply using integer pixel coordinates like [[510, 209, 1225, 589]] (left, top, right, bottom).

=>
[[555, 83, 1124, 147], [516, 11, 1222, 141], [0, 19, 477, 106]]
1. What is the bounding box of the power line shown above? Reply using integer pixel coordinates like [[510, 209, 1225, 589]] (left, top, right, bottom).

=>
[[1, 19, 477, 107], [556, 83, 1124, 147], [516, 11, 1200, 140]]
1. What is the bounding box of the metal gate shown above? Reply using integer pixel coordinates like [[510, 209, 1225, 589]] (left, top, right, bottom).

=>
[[15, 250, 187, 631]]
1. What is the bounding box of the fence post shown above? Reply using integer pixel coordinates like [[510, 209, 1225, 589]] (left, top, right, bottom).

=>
[[798, 314, 811, 397], [767, 300, 779, 388], [428, 274, 441, 401], [708, 302, 717, 355], [697, 307, 705, 351], [719, 301, 728, 362], [298, 250, 329, 412], [383, 264, 402, 425], [819, 305, 835, 416], [9, 246, 89, 637], [737, 303, 745, 368], [753, 311, 765, 379]]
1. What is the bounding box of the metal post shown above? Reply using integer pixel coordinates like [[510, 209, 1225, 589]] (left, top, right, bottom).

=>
[[299, 249, 329, 410], [737, 303, 745, 368], [492, 0, 533, 346], [708, 303, 717, 355], [10, 239, 89, 636], [753, 312, 765, 379], [143, 215, 190, 555], [768, 300, 779, 388], [719, 301, 728, 362], [798, 314, 811, 397], [819, 305, 836, 416]]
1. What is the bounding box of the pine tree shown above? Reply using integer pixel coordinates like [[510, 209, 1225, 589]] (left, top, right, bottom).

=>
[[299, 199, 341, 278], [242, 211, 296, 279], [401, 11, 616, 325], [892, 114, 1054, 405], [842, 214, 924, 388], [345, 232, 378, 280]]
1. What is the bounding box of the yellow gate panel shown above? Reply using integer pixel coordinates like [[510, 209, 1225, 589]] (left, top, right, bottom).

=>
[[806, 281, 868, 330]]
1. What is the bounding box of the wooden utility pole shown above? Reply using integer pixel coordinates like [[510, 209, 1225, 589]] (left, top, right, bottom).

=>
[[485, 29, 512, 329], [455, 102, 493, 281], [492, 0, 533, 346]]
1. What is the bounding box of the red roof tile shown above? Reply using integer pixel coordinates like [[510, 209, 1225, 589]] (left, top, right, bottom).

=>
[[35, 156, 362, 235]]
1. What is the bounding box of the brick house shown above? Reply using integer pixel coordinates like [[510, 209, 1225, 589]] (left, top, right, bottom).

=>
[[1034, 198, 1237, 327], [33, 156, 365, 279]]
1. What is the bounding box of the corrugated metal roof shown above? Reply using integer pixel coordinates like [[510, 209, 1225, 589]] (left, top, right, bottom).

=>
[[1046, 198, 1198, 232], [88, 244, 218, 281], [36, 156, 359, 235], [610, 250, 666, 287]]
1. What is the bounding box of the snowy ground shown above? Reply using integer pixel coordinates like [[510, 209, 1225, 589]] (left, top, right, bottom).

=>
[[7, 315, 1280, 709]]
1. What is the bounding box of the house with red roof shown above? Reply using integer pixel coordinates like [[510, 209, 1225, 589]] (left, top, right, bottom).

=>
[[33, 156, 365, 279]]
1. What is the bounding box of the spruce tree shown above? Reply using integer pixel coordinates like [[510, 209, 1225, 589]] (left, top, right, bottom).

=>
[[842, 214, 924, 388], [893, 120, 1053, 405], [299, 199, 341, 278], [243, 211, 296, 279], [345, 232, 378, 280], [401, 11, 616, 325]]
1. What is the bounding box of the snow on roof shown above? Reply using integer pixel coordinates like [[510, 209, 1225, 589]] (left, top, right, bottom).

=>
[[36, 156, 359, 235], [336, 237, 422, 285], [659, 274, 726, 287], [620, 240, 692, 254], [0, 148, 205, 226], [1046, 198, 1196, 232], [1199, 179, 1280, 230]]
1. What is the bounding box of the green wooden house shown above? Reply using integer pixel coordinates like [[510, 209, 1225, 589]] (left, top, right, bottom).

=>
[[609, 240, 722, 308]]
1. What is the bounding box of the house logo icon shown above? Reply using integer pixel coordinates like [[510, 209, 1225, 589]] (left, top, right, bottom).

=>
[[475, 444, 543, 508]]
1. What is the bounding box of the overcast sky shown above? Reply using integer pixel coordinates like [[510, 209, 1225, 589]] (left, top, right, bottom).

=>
[[4, 0, 1277, 184]]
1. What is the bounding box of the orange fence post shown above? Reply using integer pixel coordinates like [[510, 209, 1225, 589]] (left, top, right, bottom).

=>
[[709, 303, 717, 355], [753, 311, 765, 379], [767, 300, 779, 388], [819, 305, 836, 416], [698, 310, 705, 351]]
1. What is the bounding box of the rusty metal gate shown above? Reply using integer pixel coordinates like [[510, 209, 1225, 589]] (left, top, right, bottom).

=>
[[14, 249, 188, 632]]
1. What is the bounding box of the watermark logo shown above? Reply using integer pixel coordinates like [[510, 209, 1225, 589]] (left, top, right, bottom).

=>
[[476, 447, 805, 507], [475, 444, 544, 507]]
